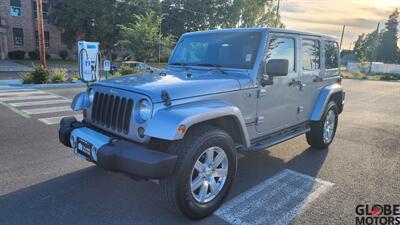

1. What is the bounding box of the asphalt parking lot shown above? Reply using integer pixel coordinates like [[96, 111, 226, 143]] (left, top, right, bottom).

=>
[[0, 79, 399, 225]]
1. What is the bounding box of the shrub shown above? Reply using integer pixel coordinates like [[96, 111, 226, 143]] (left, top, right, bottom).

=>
[[8, 51, 25, 60], [119, 66, 137, 75], [27, 50, 51, 60], [71, 73, 80, 80], [59, 50, 68, 60], [29, 64, 50, 84], [21, 73, 34, 84], [50, 69, 67, 83], [28, 51, 40, 60]]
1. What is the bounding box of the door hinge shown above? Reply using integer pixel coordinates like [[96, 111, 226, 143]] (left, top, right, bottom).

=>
[[256, 116, 265, 124], [297, 106, 304, 114]]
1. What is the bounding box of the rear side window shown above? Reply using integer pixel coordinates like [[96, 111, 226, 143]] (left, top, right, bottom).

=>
[[302, 39, 320, 70], [325, 41, 339, 69], [266, 37, 295, 72]]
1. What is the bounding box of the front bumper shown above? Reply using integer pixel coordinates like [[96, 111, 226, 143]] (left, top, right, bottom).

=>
[[59, 117, 177, 179]]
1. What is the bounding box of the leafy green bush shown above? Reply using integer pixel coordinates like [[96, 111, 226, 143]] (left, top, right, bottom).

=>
[[29, 64, 50, 84], [71, 73, 80, 80], [119, 66, 138, 75], [380, 75, 400, 81], [59, 50, 68, 60], [22, 73, 34, 84], [50, 69, 67, 83], [8, 51, 25, 60], [27, 50, 51, 60], [28, 51, 39, 60]]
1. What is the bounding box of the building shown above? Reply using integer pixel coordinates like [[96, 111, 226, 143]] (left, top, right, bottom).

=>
[[0, 0, 66, 60]]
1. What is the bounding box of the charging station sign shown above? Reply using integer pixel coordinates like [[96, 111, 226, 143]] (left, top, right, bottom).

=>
[[82, 60, 93, 81]]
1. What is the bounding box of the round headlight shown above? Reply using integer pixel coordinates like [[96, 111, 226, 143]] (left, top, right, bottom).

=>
[[138, 99, 152, 121], [88, 89, 95, 105]]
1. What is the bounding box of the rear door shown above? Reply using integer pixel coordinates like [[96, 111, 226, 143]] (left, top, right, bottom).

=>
[[256, 33, 301, 134], [298, 37, 323, 121]]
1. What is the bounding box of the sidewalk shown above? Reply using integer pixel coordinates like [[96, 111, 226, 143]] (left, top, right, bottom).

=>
[[0, 60, 33, 72]]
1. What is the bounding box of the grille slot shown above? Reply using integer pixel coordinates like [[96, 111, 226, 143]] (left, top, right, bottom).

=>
[[91, 92, 133, 134]]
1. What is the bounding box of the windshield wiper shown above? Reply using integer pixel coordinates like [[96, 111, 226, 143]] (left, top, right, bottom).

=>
[[195, 63, 227, 74]]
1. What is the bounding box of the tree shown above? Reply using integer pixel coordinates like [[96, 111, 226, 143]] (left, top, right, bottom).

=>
[[223, 0, 283, 28], [49, 0, 161, 55], [376, 9, 399, 64], [161, 0, 283, 37], [118, 12, 174, 62]]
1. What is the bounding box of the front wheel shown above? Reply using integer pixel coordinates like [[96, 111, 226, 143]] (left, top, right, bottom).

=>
[[161, 125, 237, 219], [306, 101, 338, 149]]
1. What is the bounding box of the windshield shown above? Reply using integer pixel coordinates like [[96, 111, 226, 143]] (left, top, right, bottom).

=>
[[169, 32, 262, 69]]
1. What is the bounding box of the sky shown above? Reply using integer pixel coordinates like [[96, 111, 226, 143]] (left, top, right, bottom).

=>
[[280, 0, 400, 50]]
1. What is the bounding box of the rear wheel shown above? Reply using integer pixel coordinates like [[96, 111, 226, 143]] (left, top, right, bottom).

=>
[[306, 101, 338, 149], [161, 125, 237, 219]]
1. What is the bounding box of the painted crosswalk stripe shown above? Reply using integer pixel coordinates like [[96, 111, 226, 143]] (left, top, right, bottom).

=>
[[38, 114, 83, 125], [9, 99, 71, 107], [0, 88, 34, 93], [21, 106, 72, 115], [0, 95, 59, 101], [214, 169, 334, 225], [0, 91, 46, 97]]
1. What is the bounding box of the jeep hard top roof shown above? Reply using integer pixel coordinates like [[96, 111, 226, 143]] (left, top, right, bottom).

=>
[[183, 28, 338, 42]]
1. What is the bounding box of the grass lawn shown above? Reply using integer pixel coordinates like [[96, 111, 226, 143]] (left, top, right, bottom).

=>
[[13, 59, 78, 69], [341, 71, 400, 81]]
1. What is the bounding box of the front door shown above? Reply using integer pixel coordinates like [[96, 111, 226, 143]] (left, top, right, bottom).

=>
[[256, 34, 301, 134]]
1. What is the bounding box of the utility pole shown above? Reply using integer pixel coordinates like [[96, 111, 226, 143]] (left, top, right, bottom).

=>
[[275, 0, 281, 28], [36, 0, 46, 67], [339, 25, 346, 51], [369, 22, 380, 73]]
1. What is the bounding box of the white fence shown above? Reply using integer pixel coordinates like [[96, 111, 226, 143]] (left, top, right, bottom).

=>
[[347, 62, 400, 75]]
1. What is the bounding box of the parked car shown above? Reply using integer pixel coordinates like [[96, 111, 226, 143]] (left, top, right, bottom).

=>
[[122, 61, 154, 71], [60, 28, 345, 219]]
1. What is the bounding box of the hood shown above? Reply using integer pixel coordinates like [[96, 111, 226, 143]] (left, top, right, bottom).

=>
[[95, 68, 252, 103]]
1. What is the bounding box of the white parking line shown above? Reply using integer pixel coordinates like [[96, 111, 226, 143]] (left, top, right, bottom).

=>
[[0, 95, 59, 101], [214, 169, 334, 225], [21, 106, 72, 115], [9, 99, 71, 107], [0, 91, 46, 96], [38, 114, 83, 125]]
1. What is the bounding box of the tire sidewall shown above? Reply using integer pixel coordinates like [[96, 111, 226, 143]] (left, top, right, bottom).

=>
[[175, 130, 237, 217], [322, 101, 338, 146]]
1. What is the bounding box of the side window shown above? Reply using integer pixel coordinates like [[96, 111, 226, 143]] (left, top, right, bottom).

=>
[[266, 37, 295, 72], [325, 41, 339, 69], [302, 39, 320, 70]]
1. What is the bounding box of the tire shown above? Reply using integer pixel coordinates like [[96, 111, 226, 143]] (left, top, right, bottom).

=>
[[160, 125, 237, 219], [306, 101, 338, 149]]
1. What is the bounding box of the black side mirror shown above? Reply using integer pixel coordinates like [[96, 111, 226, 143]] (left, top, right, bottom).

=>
[[266, 59, 289, 76], [261, 59, 289, 86]]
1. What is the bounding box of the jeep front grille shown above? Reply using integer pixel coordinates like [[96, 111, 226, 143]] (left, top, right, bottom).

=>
[[91, 92, 133, 134]]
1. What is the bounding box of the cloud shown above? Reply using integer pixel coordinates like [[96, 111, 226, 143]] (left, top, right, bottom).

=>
[[280, 0, 399, 49]]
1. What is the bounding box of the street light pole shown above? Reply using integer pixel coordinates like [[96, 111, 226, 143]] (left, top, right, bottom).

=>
[[36, 0, 46, 67], [275, 0, 280, 28]]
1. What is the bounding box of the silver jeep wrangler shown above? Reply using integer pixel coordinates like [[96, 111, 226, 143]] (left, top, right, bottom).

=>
[[59, 28, 345, 219]]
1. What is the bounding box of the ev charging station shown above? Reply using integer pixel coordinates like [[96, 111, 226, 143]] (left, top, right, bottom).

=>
[[78, 41, 100, 83]]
